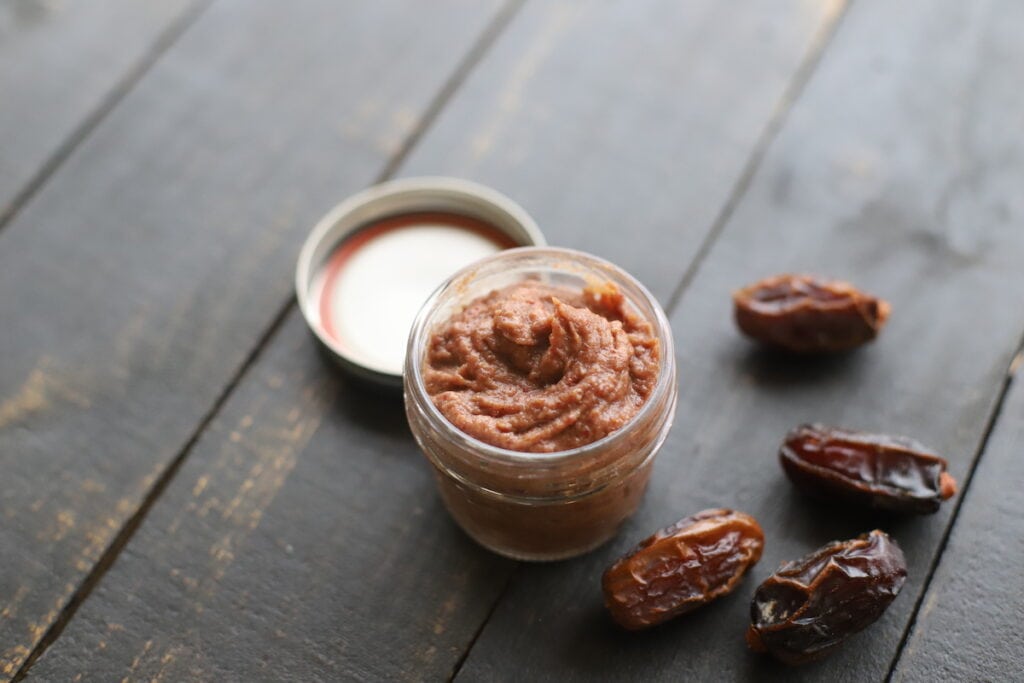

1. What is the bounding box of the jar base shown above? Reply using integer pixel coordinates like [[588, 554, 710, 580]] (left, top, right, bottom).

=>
[[459, 526, 619, 562]]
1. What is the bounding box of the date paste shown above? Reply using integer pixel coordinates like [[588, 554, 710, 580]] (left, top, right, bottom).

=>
[[423, 281, 660, 452]]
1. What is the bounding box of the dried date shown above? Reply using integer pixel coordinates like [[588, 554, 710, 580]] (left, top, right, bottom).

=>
[[733, 274, 890, 353], [746, 530, 907, 664], [781, 424, 957, 514], [602, 508, 764, 630]]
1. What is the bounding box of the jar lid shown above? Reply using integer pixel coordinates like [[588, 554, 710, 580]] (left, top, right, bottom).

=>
[[296, 177, 545, 389]]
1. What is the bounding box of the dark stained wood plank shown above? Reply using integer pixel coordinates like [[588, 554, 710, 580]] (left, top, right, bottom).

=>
[[890, 350, 1024, 682], [33, 313, 515, 682], [0, 0, 507, 678], [400, 0, 850, 303], [26, 1, 846, 680], [455, 0, 1024, 680], [0, 0, 200, 221]]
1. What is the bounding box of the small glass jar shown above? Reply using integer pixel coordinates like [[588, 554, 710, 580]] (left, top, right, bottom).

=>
[[404, 247, 677, 561]]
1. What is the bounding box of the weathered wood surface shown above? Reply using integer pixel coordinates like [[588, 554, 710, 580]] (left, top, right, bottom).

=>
[[891, 352, 1024, 682], [401, 0, 849, 303], [454, 0, 1024, 680], [25, 1, 846, 680], [0, 0, 507, 678], [30, 313, 518, 682], [0, 0, 199, 222]]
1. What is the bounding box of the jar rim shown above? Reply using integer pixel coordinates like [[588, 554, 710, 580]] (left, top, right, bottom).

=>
[[404, 245, 676, 468]]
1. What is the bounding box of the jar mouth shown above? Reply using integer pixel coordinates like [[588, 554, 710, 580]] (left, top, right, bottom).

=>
[[405, 246, 676, 468]]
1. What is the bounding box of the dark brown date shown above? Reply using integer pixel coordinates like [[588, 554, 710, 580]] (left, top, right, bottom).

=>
[[781, 424, 957, 514], [733, 274, 890, 353], [746, 530, 907, 664], [602, 508, 764, 630]]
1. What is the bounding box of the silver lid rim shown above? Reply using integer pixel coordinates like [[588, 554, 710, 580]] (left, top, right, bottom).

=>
[[295, 177, 545, 384]]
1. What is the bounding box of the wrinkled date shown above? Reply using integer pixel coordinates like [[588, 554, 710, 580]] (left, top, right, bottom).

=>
[[746, 530, 907, 664], [781, 424, 957, 514], [602, 509, 764, 630], [733, 274, 890, 353]]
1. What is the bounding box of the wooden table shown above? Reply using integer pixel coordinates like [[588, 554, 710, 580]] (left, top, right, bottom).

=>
[[2, 1, 1022, 680]]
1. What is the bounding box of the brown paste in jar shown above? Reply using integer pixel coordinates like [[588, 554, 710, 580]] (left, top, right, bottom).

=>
[[423, 281, 660, 452]]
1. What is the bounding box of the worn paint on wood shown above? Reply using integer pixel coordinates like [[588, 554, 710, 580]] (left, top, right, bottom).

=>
[[30, 314, 515, 681], [0, 0, 505, 677], [401, 0, 848, 302]]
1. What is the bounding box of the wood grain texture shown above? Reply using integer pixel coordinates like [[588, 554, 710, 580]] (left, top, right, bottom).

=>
[[400, 0, 849, 302], [0, 0, 506, 678], [891, 352, 1024, 682], [455, 0, 1024, 680], [0, 0, 199, 221], [25, 1, 845, 680], [31, 313, 516, 682]]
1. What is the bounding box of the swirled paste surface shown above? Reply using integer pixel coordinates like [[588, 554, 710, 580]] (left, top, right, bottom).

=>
[[423, 281, 659, 452]]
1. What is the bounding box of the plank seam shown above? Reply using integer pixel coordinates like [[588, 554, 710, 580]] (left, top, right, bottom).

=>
[[376, 0, 528, 182], [884, 328, 1024, 682], [448, 566, 519, 682], [663, 0, 853, 317], [11, 298, 294, 682], [11, 0, 527, 678], [0, 0, 215, 235]]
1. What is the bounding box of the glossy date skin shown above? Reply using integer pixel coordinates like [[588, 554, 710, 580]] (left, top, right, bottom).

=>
[[746, 530, 907, 664], [733, 274, 890, 353], [781, 424, 957, 514], [602, 509, 764, 630]]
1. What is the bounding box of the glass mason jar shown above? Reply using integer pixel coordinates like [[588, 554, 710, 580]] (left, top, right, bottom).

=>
[[404, 247, 677, 561]]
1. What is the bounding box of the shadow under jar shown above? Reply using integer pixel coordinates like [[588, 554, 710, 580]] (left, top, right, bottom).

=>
[[404, 247, 677, 561]]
